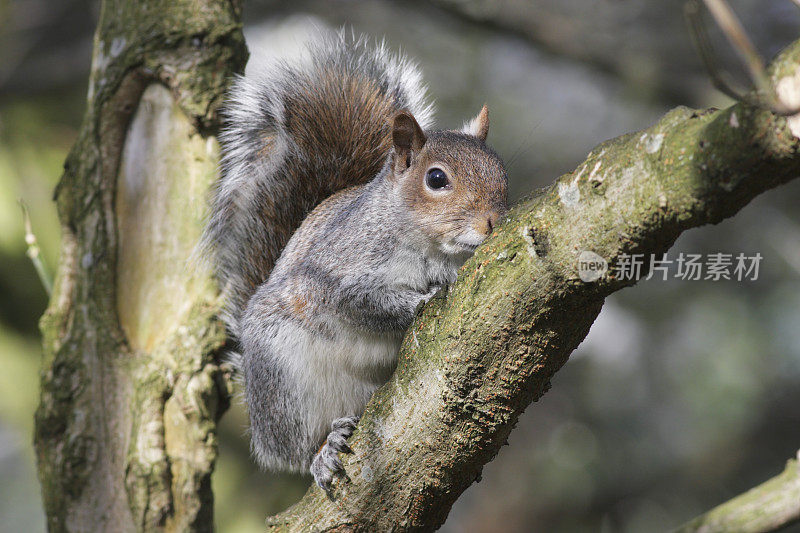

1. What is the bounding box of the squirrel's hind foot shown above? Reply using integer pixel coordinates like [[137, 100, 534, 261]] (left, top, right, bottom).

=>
[[310, 416, 360, 498]]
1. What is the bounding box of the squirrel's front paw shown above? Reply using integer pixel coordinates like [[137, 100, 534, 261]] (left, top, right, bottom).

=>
[[310, 416, 359, 497], [424, 284, 443, 300], [415, 284, 444, 312]]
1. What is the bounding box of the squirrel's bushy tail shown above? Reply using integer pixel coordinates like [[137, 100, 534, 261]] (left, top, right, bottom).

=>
[[203, 31, 434, 336]]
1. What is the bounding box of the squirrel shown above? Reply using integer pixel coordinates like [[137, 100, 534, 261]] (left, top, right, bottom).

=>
[[202, 32, 508, 495]]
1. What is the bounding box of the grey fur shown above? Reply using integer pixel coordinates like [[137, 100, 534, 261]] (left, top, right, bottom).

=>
[[239, 174, 462, 475], [201, 30, 434, 336], [202, 30, 507, 496]]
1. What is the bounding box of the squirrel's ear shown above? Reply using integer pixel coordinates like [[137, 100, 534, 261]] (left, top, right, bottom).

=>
[[392, 111, 426, 171], [462, 104, 489, 142]]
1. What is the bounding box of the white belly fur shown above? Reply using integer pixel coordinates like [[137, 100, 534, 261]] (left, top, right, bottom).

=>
[[270, 319, 403, 443]]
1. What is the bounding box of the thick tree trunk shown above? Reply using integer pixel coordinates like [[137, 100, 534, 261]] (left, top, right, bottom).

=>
[[33, 1, 245, 531]]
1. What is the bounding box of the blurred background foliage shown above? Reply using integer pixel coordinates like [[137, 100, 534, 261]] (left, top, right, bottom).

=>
[[1, 1, 799, 532]]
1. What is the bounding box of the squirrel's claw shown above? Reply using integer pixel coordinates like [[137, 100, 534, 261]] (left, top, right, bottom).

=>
[[327, 431, 354, 454], [331, 416, 359, 432], [310, 416, 360, 497]]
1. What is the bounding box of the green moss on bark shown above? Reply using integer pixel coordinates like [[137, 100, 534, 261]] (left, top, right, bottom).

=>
[[676, 459, 800, 533], [34, 1, 245, 531]]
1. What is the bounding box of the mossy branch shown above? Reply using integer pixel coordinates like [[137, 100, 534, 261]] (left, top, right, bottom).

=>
[[265, 40, 800, 531], [675, 455, 800, 533]]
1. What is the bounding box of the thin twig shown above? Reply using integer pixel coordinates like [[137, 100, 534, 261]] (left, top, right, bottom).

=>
[[684, 0, 800, 116], [702, 0, 767, 92], [685, 1, 747, 101], [19, 199, 52, 296]]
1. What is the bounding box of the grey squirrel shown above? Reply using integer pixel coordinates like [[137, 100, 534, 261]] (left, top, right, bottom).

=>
[[202, 32, 508, 495]]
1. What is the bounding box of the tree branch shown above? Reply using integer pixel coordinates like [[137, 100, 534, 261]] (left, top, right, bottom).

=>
[[676, 455, 800, 533], [266, 40, 800, 531]]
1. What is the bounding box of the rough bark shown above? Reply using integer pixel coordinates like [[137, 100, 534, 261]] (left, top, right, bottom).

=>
[[264, 41, 800, 531], [33, 0, 246, 531], [676, 456, 800, 533]]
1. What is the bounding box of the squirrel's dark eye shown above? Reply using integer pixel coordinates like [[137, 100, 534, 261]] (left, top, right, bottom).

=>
[[425, 168, 450, 190]]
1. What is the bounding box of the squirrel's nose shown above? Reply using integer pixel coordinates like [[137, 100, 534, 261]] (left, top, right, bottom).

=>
[[477, 211, 500, 237]]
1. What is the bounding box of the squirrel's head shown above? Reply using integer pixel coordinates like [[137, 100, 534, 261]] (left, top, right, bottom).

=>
[[390, 105, 508, 256]]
